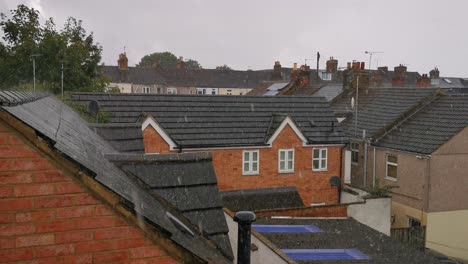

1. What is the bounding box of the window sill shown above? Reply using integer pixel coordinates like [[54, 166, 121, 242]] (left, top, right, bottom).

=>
[[385, 176, 397, 182], [313, 169, 328, 172], [279, 171, 294, 174], [243, 173, 259, 176]]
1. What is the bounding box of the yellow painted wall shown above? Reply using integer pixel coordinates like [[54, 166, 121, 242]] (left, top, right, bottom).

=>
[[219, 88, 252, 95], [391, 201, 427, 228], [426, 210, 468, 261]]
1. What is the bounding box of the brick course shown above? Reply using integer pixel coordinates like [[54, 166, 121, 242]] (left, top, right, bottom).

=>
[[144, 124, 341, 205], [0, 122, 178, 263]]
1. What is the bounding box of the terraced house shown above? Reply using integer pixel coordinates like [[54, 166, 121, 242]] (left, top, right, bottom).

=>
[[70, 93, 348, 206]]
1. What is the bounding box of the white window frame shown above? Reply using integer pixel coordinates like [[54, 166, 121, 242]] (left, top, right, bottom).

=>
[[243, 150, 259, 175], [167, 88, 177, 94], [321, 72, 332, 81], [143, 86, 150, 94], [385, 154, 398, 181], [312, 148, 328, 171], [278, 149, 294, 173], [211, 88, 216, 95], [408, 216, 421, 227]]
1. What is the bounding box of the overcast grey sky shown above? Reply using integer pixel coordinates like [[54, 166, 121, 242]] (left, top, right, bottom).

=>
[[2, 0, 468, 77]]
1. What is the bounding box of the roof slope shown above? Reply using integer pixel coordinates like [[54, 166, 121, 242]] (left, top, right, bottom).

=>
[[0, 91, 49, 106], [255, 217, 440, 264], [1, 94, 232, 263], [332, 88, 439, 138], [375, 94, 468, 154], [101, 65, 279, 88], [69, 93, 348, 146], [107, 153, 232, 259], [89, 123, 144, 153], [221, 187, 304, 212]]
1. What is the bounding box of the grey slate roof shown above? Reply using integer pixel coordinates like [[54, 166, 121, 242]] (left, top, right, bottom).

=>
[[101, 65, 281, 88], [221, 187, 304, 212], [331, 88, 440, 138], [89, 123, 144, 153], [107, 153, 233, 260], [255, 217, 441, 264], [0, 91, 49, 106], [0, 93, 232, 263], [374, 94, 468, 154], [69, 93, 348, 146], [431, 77, 468, 89], [312, 84, 344, 102]]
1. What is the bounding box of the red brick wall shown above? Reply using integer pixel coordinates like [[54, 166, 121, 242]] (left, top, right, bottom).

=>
[[143, 125, 171, 154], [254, 204, 347, 218], [143, 124, 341, 205], [0, 121, 178, 263]]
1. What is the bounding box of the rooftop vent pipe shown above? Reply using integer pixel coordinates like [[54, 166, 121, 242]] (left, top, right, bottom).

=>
[[234, 211, 256, 264]]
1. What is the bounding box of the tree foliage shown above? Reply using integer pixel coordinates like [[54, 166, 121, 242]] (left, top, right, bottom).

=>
[[137, 51, 202, 70], [0, 4, 106, 93], [216, 64, 232, 70]]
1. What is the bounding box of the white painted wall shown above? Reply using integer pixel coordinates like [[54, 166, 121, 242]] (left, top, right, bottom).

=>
[[106, 82, 133, 93], [224, 212, 288, 264], [341, 186, 391, 235]]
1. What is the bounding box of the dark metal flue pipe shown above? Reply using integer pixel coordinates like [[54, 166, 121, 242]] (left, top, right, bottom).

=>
[[234, 211, 256, 264]]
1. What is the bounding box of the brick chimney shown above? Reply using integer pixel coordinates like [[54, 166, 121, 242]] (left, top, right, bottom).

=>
[[271, 61, 283, 80], [392, 64, 407, 87], [290, 63, 299, 81], [285, 64, 311, 95], [118, 53, 129, 71], [343, 61, 369, 91], [176, 56, 185, 69], [118, 53, 129, 82], [370, 66, 388, 87], [429, 67, 440, 79], [326, 57, 338, 73], [417, 74, 431, 88]]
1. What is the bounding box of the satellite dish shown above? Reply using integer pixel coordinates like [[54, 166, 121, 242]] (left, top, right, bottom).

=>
[[329, 176, 341, 187], [88, 100, 100, 116], [88, 100, 100, 122], [351, 97, 355, 109]]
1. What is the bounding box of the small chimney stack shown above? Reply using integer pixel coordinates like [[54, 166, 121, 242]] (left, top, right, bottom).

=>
[[429, 67, 440, 79], [417, 73, 431, 88], [234, 211, 256, 264], [118, 52, 129, 71], [392, 64, 408, 87], [271, 61, 283, 80], [118, 52, 129, 82], [177, 56, 185, 69], [326, 57, 338, 73]]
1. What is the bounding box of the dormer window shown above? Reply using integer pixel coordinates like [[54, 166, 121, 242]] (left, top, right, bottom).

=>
[[321, 72, 332, 81]]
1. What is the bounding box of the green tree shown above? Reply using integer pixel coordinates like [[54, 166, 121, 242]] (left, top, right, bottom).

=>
[[0, 4, 106, 93], [215, 64, 232, 70], [185, 59, 202, 70], [137, 51, 202, 69]]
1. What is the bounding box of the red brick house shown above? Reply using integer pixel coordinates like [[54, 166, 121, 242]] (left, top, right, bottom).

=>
[[70, 94, 348, 206], [0, 92, 232, 263]]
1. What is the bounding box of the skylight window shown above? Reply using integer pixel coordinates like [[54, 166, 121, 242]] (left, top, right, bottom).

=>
[[252, 224, 322, 233], [282, 249, 370, 261]]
